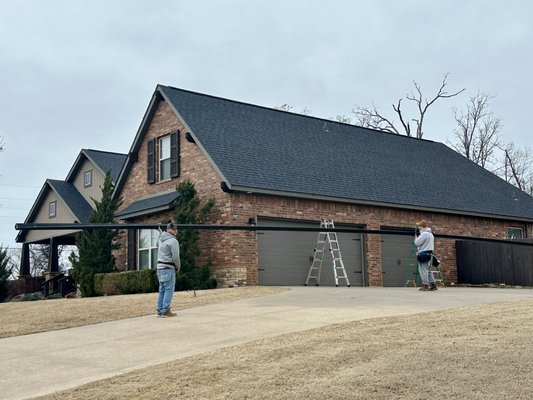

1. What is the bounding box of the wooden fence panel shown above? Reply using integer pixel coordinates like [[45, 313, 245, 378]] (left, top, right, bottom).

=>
[[456, 240, 533, 286]]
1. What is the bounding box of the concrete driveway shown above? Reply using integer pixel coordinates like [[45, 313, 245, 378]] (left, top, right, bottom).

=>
[[2, 286, 533, 400]]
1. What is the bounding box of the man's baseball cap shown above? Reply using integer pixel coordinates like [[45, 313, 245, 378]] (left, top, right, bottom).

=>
[[167, 222, 177, 230]]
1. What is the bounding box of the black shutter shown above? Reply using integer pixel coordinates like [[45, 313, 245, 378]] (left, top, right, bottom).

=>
[[127, 229, 137, 270], [147, 139, 155, 183], [170, 131, 180, 178]]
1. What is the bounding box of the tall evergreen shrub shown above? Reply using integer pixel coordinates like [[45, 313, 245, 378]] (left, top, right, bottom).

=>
[[174, 180, 216, 290], [70, 171, 122, 297]]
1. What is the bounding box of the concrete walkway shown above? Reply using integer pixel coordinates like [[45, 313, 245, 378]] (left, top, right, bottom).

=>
[[2, 286, 533, 400]]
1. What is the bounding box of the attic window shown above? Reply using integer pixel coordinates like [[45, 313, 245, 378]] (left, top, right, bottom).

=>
[[84, 170, 93, 187], [507, 227, 524, 239], [49, 201, 57, 218]]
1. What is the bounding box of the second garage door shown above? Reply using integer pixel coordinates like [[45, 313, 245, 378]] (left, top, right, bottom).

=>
[[381, 231, 417, 286], [257, 218, 365, 286]]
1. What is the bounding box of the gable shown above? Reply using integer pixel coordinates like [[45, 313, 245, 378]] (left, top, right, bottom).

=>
[[17, 180, 92, 243]]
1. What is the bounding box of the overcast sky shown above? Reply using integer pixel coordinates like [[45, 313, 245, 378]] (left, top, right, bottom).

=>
[[1, 0, 532, 251]]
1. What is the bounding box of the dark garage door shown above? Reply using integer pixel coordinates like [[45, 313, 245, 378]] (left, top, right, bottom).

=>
[[381, 233, 417, 286], [258, 218, 364, 286]]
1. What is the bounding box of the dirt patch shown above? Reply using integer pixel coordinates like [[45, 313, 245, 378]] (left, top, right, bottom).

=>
[[32, 298, 533, 400], [0, 287, 287, 338]]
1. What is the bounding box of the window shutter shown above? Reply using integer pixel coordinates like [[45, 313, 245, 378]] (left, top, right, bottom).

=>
[[147, 139, 155, 183], [127, 229, 137, 270], [170, 131, 180, 178]]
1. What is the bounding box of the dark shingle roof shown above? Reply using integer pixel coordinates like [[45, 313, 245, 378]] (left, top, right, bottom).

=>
[[158, 85, 533, 221], [65, 149, 127, 185], [116, 191, 180, 220], [83, 149, 127, 184], [47, 180, 93, 223]]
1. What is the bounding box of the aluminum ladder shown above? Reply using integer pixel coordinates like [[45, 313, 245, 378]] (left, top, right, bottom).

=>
[[305, 219, 350, 287]]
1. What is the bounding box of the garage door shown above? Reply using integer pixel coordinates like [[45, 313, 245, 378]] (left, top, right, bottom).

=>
[[381, 232, 417, 286], [258, 218, 364, 286]]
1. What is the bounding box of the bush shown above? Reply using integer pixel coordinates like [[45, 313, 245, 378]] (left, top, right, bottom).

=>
[[71, 171, 122, 297], [173, 180, 217, 291], [19, 292, 45, 301], [45, 293, 63, 300], [175, 262, 217, 291], [94, 269, 158, 296]]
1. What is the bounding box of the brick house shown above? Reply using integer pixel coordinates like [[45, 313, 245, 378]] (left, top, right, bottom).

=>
[[112, 85, 533, 287]]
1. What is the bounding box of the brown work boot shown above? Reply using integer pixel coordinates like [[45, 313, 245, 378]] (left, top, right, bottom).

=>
[[419, 284, 430, 291], [429, 282, 438, 291], [161, 309, 177, 318]]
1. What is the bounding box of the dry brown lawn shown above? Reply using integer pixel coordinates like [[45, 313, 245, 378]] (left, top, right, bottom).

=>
[[19, 294, 533, 400], [0, 287, 286, 338]]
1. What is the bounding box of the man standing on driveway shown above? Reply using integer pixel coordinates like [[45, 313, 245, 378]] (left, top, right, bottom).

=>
[[414, 220, 437, 291], [156, 222, 181, 317]]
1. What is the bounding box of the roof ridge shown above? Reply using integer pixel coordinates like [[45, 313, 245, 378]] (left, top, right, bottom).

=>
[[83, 148, 127, 156], [160, 84, 436, 144]]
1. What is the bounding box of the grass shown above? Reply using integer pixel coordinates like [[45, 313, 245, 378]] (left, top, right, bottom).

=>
[[32, 298, 533, 400]]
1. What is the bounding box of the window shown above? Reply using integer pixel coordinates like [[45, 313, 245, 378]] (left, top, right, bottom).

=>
[[138, 229, 159, 270], [507, 227, 524, 239], [49, 201, 56, 218], [159, 135, 171, 181], [84, 170, 93, 187], [147, 131, 180, 184]]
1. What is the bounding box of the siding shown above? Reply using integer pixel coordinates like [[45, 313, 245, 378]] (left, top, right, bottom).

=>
[[25, 189, 80, 243], [72, 159, 105, 205]]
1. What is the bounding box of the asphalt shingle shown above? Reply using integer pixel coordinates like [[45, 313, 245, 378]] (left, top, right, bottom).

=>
[[47, 179, 93, 223], [160, 85, 533, 220]]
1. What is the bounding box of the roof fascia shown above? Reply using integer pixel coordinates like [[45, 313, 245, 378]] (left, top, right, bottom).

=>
[[113, 88, 163, 198], [15, 181, 51, 242], [116, 204, 174, 220], [227, 184, 533, 224], [64, 150, 87, 183]]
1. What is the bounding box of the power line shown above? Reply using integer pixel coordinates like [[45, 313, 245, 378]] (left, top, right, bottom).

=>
[[0, 183, 40, 188], [0, 197, 33, 201]]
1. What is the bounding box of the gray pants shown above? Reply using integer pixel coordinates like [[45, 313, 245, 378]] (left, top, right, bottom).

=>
[[418, 261, 436, 285]]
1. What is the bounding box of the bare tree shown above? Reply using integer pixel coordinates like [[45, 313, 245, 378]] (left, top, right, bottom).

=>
[[353, 73, 465, 138], [274, 104, 312, 115], [331, 114, 352, 124], [7, 244, 68, 278], [500, 142, 533, 195], [449, 93, 502, 169]]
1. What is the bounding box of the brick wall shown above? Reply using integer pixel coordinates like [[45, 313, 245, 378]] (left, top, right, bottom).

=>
[[114, 99, 531, 287]]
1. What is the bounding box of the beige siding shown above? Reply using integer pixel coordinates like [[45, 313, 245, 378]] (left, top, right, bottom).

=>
[[25, 189, 80, 243], [72, 159, 105, 205]]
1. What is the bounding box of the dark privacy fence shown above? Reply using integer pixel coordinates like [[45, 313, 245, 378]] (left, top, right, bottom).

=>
[[456, 240, 533, 286]]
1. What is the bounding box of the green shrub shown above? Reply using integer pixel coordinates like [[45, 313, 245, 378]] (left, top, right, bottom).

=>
[[20, 292, 44, 301], [175, 262, 217, 291], [173, 180, 217, 291], [45, 293, 63, 300], [94, 269, 158, 296], [71, 171, 122, 297]]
